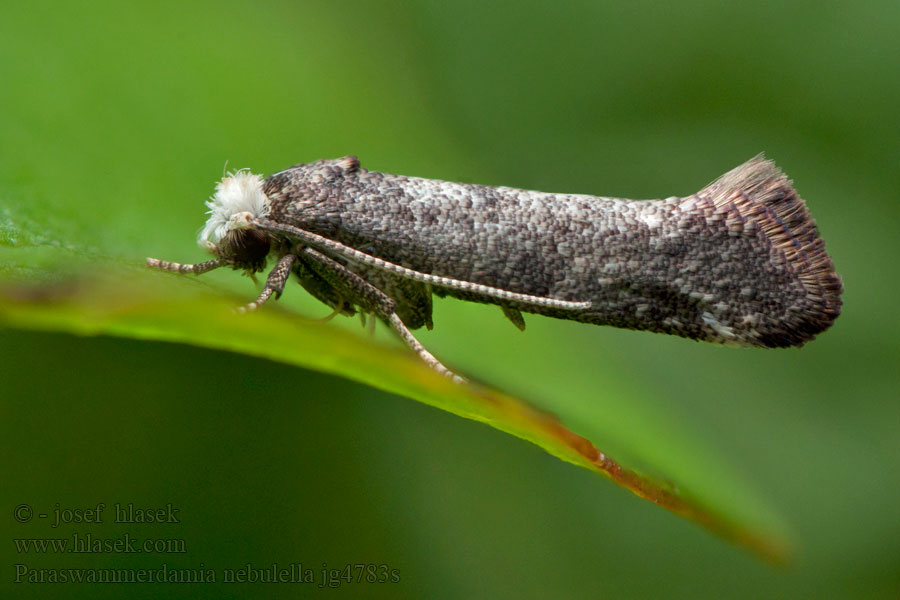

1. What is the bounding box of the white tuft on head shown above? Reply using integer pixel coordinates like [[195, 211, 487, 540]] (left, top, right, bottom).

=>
[[198, 170, 270, 250]]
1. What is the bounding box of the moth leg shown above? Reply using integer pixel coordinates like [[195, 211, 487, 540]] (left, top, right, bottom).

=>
[[314, 304, 343, 323], [293, 252, 357, 318], [501, 305, 526, 331], [236, 254, 297, 313], [358, 268, 434, 331], [146, 257, 225, 274], [251, 218, 591, 313], [385, 313, 465, 383], [300, 247, 466, 384]]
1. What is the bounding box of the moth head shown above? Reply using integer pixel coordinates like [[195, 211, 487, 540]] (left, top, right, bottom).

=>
[[198, 170, 272, 272]]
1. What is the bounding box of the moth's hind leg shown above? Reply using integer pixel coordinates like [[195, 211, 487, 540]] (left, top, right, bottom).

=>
[[235, 254, 297, 313], [299, 247, 466, 384], [361, 269, 434, 331], [292, 252, 357, 319]]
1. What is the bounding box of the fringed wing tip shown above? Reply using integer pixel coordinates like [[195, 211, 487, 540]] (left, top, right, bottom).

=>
[[702, 157, 842, 347]]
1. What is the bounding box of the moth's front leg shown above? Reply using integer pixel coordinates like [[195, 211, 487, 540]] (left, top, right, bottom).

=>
[[146, 257, 225, 274], [299, 247, 465, 384], [236, 253, 297, 313]]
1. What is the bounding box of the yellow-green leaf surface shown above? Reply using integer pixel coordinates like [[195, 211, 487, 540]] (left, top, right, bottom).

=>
[[0, 248, 789, 562], [1, 0, 793, 564]]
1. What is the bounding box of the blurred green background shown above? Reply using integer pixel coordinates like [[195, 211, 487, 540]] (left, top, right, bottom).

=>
[[2, 0, 899, 597]]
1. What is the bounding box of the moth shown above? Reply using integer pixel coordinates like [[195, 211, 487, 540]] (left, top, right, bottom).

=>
[[148, 155, 842, 383]]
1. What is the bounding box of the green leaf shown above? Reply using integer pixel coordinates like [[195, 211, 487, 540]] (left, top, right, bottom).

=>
[[0, 0, 792, 564], [0, 227, 790, 563]]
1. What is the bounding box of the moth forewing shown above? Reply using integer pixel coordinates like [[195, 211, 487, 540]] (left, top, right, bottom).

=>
[[147, 155, 842, 382]]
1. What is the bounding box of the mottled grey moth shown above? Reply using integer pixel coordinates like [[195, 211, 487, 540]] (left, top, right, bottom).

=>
[[148, 155, 842, 383]]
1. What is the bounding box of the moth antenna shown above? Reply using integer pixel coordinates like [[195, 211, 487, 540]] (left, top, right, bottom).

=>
[[251, 218, 592, 311]]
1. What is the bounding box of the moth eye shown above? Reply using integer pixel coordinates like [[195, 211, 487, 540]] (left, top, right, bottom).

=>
[[221, 229, 271, 272]]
